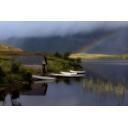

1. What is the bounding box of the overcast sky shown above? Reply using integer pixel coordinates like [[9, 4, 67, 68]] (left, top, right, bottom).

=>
[[0, 21, 128, 39]]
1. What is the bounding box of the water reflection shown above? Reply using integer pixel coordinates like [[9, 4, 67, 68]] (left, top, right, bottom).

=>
[[42, 83, 48, 96], [83, 79, 127, 105], [0, 76, 128, 106], [0, 60, 128, 106], [0, 82, 48, 106], [82, 61, 128, 105], [0, 90, 6, 105], [21, 82, 48, 96], [84, 78, 126, 99], [55, 78, 82, 85], [11, 89, 21, 106]]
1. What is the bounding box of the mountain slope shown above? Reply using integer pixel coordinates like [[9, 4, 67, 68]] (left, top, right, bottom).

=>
[[0, 43, 23, 52], [86, 28, 128, 54], [4, 29, 114, 53], [3, 27, 128, 54]]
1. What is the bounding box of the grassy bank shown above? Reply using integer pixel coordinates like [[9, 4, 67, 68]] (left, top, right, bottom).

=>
[[0, 44, 83, 86], [70, 53, 128, 60], [46, 53, 83, 73], [20, 53, 83, 74], [0, 52, 83, 85], [0, 59, 32, 86]]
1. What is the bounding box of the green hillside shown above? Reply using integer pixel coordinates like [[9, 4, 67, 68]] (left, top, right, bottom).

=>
[[0, 43, 23, 60], [70, 53, 128, 60], [0, 43, 23, 52]]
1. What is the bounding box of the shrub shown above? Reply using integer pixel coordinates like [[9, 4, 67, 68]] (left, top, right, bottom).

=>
[[22, 72, 32, 83], [11, 62, 21, 73], [76, 58, 81, 63], [0, 67, 5, 77], [0, 67, 6, 84], [63, 52, 71, 59], [54, 52, 62, 58]]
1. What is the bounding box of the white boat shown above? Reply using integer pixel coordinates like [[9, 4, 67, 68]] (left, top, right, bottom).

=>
[[48, 70, 86, 78], [60, 72, 77, 76], [49, 73, 85, 78], [32, 75, 56, 80], [69, 70, 86, 74]]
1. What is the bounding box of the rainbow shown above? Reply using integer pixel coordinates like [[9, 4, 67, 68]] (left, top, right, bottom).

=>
[[77, 32, 115, 53]]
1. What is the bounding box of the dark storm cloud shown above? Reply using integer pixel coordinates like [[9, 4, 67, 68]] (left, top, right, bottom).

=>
[[0, 21, 128, 39]]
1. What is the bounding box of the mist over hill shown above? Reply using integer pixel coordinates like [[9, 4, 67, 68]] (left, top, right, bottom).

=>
[[2, 27, 128, 54], [3, 29, 115, 53], [0, 21, 128, 54], [86, 28, 128, 54]]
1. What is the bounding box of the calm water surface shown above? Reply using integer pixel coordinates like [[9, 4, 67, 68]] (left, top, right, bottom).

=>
[[1, 60, 128, 106]]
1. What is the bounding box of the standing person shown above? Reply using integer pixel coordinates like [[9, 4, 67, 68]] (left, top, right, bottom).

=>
[[42, 56, 48, 76]]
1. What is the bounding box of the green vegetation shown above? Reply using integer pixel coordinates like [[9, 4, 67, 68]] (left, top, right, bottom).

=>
[[0, 60, 32, 86], [0, 44, 40, 84], [0, 43, 23, 52], [0, 43, 83, 86], [0, 67, 6, 85], [47, 52, 83, 73], [0, 52, 83, 86], [70, 53, 128, 60]]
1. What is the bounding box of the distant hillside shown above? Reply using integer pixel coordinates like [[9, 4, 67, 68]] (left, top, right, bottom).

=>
[[3, 27, 128, 54], [4, 29, 114, 53], [70, 53, 128, 60], [86, 28, 128, 54], [0, 43, 23, 52]]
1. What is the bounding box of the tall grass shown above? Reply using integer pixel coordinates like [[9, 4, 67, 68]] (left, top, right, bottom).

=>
[[84, 78, 126, 97]]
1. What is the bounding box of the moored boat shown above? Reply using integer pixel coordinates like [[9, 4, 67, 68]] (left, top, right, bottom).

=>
[[60, 71, 77, 76], [69, 70, 86, 74]]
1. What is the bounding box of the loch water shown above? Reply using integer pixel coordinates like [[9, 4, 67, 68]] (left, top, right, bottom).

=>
[[1, 60, 128, 106]]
